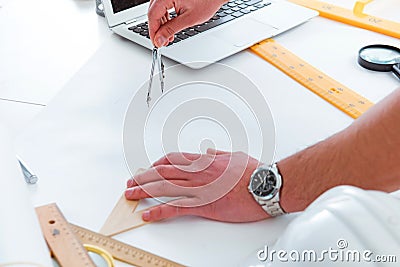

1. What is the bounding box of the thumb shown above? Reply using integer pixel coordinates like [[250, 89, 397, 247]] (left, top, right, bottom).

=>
[[154, 14, 194, 47], [142, 198, 200, 222]]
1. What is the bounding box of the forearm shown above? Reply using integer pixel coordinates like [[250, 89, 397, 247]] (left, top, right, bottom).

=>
[[278, 88, 400, 213]]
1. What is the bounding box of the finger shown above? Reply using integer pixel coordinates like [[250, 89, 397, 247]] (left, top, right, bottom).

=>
[[206, 148, 231, 155], [126, 179, 195, 200], [125, 179, 189, 200], [164, 11, 170, 23], [142, 198, 201, 222], [153, 13, 195, 47], [152, 152, 201, 167], [127, 178, 136, 188], [128, 165, 189, 188], [148, 0, 175, 45], [126, 168, 149, 187], [160, 14, 167, 25]]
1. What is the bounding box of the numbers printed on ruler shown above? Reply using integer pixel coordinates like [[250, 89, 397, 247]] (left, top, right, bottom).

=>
[[70, 223, 186, 267], [35, 204, 96, 267], [369, 17, 382, 24], [250, 39, 374, 119], [289, 0, 400, 39], [322, 4, 332, 11], [37, 203, 185, 267]]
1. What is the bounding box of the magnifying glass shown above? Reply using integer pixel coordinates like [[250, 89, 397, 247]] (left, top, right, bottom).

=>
[[358, 44, 400, 80], [52, 244, 115, 267]]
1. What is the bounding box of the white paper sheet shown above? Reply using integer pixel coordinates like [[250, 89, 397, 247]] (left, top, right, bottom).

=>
[[0, 124, 52, 267]]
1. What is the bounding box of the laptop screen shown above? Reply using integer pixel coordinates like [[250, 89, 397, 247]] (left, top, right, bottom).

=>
[[111, 0, 149, 14]]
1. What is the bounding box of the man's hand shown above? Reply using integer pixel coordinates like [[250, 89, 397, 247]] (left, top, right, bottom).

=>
[[148, 0, 227, 47], [125, 149, 269, 222]]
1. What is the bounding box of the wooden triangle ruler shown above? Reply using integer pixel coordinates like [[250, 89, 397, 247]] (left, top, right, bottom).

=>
[[289, 0, 400, 39], [100, 168, 150, 236], [99, 194, 149, 236], [72, 223, 185, 267], [36, 203, 185, 267]]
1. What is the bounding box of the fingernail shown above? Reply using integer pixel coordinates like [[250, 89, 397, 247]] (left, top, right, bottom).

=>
[[207, 148, 216, 154], [127, 179, 134, 187], [142, 210, 151, 221], [125, 187, 137, 197], [156, 36, 166, 47]]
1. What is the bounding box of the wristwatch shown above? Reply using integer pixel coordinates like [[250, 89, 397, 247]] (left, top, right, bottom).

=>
[[248, 163, 286, 217]]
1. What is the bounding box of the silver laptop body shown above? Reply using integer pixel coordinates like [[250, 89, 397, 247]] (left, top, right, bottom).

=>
[[102, 0, 318, 69]]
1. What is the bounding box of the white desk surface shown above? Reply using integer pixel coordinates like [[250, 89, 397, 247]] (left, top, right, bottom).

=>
[[0, 0, 111, 105], [2, 0, 400, 266]]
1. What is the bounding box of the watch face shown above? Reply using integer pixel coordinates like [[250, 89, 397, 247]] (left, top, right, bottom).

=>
[[250, 169, 277, 198]]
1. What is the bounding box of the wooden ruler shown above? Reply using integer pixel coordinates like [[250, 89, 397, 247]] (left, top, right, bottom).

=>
[[71, 223, 185, 267], [250, 39, 374, 118], [289, 0, 400, 39], [99, 193, 148, 236], [35, 203, 96, 267], [36, 203, 185, 267], [100, 168, 149, 236]]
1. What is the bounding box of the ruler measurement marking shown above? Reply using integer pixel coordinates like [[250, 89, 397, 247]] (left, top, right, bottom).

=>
[[289, 0, 400, 39], [37, 203, 185, 267], [36, 204, 96, 267], [251, 40, 373, 118], [70, 223, 185, 267]]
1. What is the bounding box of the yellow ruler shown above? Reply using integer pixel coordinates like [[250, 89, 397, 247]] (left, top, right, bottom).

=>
[[250, 39, 374, 118], [289, 0, 400, 39], [36, 203, 185, 267]]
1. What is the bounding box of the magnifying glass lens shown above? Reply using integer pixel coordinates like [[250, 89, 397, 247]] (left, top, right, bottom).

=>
[[358, 45, 400, 78], [88, 251, 110, 267], [359, 47, 400, 65]]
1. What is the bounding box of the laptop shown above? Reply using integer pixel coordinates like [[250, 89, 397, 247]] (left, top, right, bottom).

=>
[[102, 0, 318, 69]]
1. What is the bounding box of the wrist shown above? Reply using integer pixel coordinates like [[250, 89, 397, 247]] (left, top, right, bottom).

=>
[[276, 159, 303, 213], [277, 131, 353, 213], [248, 163, 286, 217]]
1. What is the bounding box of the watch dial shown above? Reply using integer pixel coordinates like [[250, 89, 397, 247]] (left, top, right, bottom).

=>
[[251, 169, 276, 197]]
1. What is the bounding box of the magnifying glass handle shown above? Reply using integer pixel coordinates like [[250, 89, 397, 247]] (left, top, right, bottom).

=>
[[393, 64, 400, 80]]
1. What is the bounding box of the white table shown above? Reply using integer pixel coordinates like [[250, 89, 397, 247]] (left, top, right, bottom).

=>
[[0, 0, 110, 105], [2, 0, 400, 266]]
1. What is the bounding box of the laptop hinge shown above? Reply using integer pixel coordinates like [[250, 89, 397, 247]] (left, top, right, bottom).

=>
[[124, 18, 137, 25], [125, 14, 147, 26], [111, 17, 142, 29]]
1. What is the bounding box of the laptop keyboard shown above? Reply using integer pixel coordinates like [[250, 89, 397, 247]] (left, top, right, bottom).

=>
[[128, 0, 271, 46]]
